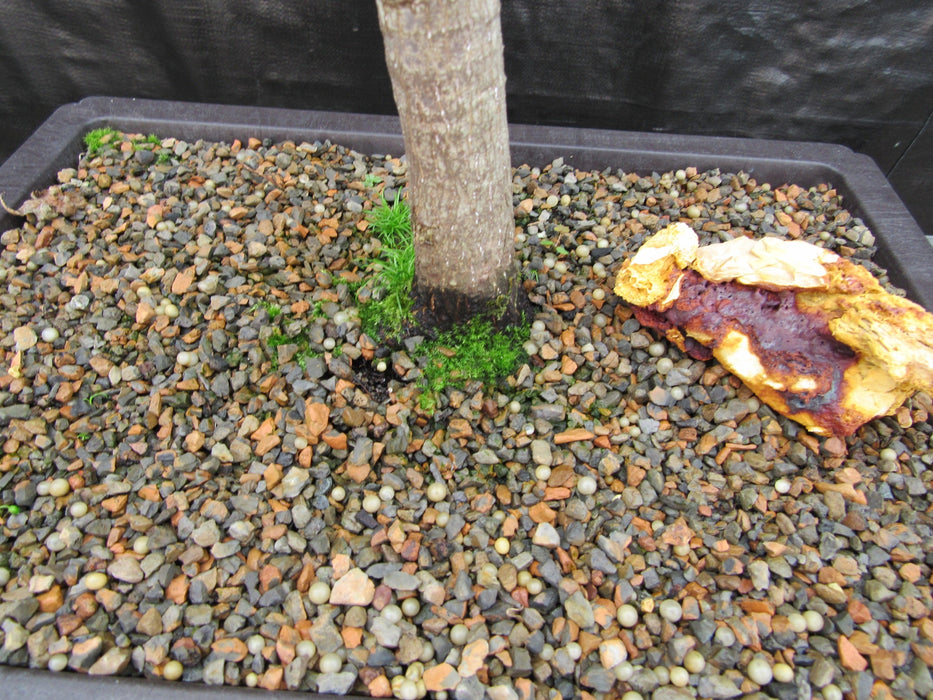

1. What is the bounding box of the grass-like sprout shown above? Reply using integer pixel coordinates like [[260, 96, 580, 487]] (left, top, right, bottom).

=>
[[360, 192, 415, 338]]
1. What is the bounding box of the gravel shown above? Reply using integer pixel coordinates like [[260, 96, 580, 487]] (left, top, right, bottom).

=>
[[0, 133, 931, 699]]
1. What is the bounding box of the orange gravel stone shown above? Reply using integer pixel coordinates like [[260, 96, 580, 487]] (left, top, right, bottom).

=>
[[423, 663, 459, 691], [211, 637, 248, 661], [839, 634, 868, 671], [554, 427, 596, 444]]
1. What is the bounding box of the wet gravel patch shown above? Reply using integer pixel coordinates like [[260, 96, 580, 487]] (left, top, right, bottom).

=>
[[0, 133, 931, 700]]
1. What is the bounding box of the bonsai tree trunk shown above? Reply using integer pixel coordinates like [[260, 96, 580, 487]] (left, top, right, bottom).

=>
[[375, 0, 520, 329]]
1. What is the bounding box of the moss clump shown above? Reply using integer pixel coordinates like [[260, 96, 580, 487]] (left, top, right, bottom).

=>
[[418, 317, 528, 409], [359, 192, 415, 338], [83, 127, 121, 157]]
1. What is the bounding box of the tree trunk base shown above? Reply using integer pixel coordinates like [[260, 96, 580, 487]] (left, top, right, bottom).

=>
[[411, 268, 533, 334]]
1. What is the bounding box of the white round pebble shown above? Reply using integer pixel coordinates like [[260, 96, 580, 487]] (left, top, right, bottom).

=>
[[435, 511, 450, 527], [450, 623, 469, 646], [653, 666, 670, 686], [804, 610, 825, 632], [617, 604, 638, 627], [382, 604, 403, 624], [523, 341, 538, 356], [69, 501, 88, 518], [509, 400, 522, 413], [787, 612, 807, 633], [378, 485, 395, 502], [322, 337, 336, 351], [176, 350, 198, 367], [714, 625, 736, 646], [613, 661, 634, 682], [294, 436, 309, 450], [247, 634, 266, 655], [669, 666, 689, 687], [163, 659, 184, 681], [575, 245, 590, 258], [0, 567, 10, 587], [397, 679, 418, 700], [163, 303, 179, 318], [133, 536, 150, 555], [683, 650, 706, 673], [879, 447, 898, 462], [621, 691, 643, 700], [296, 640, 316, 657], [565, 642, 582, 660], [405, 662, 424, 681], [648, 341, 666, 357], [49, 478, 71, 497], [308, 581, 331, 605], [673, 543, 690, 557], [401, 597, 421, 617], [330, 486, 346, 502], [669, 386, 685, 401], [48, 653, 68, 672], [747, 657, 773, 685], [656, 357, 674, 374], [319, 652, 342, 673], [539, 643, 554, 661], [773, 662, 794, 683], [362, 493, 382, 513], [658, 599, 683, 623], [494, 537, 510, 555], [375, 360, 388, 373], [774, 477, 792, 494], [37, 481, 50, 496], [426, 482, 448, 502], [41, 327, 60, 343], [526, 578, 543, 595], [592, 287, 606, 300], [821, 684, 843, 700], [46, 532, 65, 553], [534, 465, 551, 481], [577, 475, 597, 496], [84, 572, 108, 591]]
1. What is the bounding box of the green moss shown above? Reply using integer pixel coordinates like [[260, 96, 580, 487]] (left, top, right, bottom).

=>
[[83, 127, 121, 157], [252, 300, 283, 320], [359, 191, 415, 338], [83, 128, 173, 164], [418, 317, 528, 408]]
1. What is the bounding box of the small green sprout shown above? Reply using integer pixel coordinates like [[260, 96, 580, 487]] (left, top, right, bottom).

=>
[[251, 300, 283, 319], [84, 127, 121, 157]]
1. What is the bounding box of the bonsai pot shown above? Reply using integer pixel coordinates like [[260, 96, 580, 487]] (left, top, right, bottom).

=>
[[0, 97, 931, 700]]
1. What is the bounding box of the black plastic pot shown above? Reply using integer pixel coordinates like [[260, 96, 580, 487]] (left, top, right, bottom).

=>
[[0, 96, 931, 700]]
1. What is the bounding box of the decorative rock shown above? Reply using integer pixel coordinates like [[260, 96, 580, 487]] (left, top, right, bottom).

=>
[[532, 522, 561, 548], [329, 568, 374, 606], [564, 590, 595, 629], [107, 557, 144, 584], [423, 663, 460, 691]]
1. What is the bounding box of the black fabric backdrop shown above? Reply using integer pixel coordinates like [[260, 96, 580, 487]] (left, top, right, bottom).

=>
[[1, 0, 931, 235]]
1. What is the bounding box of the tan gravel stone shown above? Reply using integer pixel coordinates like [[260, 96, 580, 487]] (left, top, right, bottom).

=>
[[329, 568, 374, 606]]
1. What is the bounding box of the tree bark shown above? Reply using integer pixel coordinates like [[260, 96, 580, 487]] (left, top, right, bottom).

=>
[[375, 0, 520, 329]]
